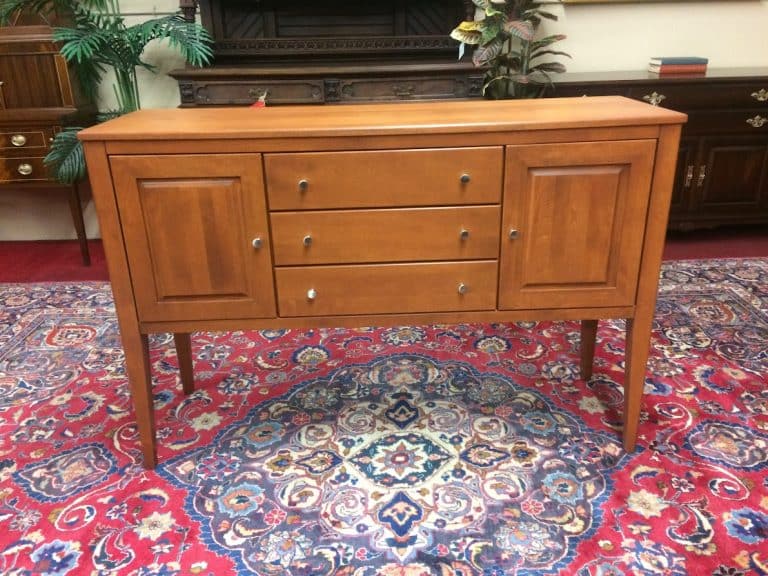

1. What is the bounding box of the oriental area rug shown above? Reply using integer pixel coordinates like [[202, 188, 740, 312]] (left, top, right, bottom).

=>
[[0, 258, 766, 576]]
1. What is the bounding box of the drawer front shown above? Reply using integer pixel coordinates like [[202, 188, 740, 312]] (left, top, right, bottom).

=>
[[1, 128, 52, 151], [270, 206, 501, 265], [685, 109, 768, 135], [0, 156, 48, 182], [336, 76, 473, 102], [276, 261, 498, 317], [190, 81, 325, 106], [265, 147, 503, 210], [628, 82, 768, 111]]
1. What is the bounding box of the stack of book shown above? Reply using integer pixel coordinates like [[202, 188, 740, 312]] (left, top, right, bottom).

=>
[[648, 56, 708, 75]]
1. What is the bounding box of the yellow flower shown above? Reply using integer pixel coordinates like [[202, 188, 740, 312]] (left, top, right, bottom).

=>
[[134, 511, 174, 540]]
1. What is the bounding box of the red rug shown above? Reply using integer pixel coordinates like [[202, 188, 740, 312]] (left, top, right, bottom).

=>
[[0, 258, 766, 575]]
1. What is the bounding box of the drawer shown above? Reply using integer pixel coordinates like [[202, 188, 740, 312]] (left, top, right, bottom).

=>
[[0, 128, 52, 151], [276, 261, 498, 317], [190, 80, 324, 106], [336, 76, 474, 102], [0, 157, 48, 182], [270, 206, 500, 265], [685, 109, 768, 135], [628, 82, 768, 111], [265, 147, 503, 210]]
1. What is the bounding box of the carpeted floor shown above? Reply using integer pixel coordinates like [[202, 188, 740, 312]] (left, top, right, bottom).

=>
[[0, 257, 766, 575]]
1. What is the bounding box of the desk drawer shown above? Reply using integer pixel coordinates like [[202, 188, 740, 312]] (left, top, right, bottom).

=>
[[276, 261, 497, 317], [270, 206, 500, 265], [0, 156, 47, 182], [0, 128, 52, 151], [265, 147, 503, 210]]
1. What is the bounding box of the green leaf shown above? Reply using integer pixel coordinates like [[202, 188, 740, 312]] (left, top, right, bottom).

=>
[[530, 34, 567, 51], [450, 21, 484, 46], [504, 20, 534, 41], [44, 128, 86, 184], [530, 49, 572, 61], [530, 61, 568, 74], [473, 38, 504, 67]]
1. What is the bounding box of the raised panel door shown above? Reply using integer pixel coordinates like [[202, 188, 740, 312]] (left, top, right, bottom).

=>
[[110, 154, 276, 322], [499, 140, 656, 310]]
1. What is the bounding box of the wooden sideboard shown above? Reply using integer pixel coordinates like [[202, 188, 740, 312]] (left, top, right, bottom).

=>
[[549, 68, 768, 230], [79, 97, 686, 468], [0, 24, 93, 263]]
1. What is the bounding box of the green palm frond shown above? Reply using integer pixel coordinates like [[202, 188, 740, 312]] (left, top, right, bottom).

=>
[[44, 128, 86, 184], [128, 14, 214, 68]]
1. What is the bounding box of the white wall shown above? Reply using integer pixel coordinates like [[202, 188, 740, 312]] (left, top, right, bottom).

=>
[[2, 0, 767, 241]]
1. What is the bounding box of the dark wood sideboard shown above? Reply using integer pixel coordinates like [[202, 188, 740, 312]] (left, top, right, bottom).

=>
[[550, 69, 768, 231], [0, 24, 93, 263]]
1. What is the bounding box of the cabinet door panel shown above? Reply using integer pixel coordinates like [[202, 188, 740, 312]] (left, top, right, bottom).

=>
[[110, 154, 275, 322], [696, 135, 768, 213], [499, 140, 656, 310]]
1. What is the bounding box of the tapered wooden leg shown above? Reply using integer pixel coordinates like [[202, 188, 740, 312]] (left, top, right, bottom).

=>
[[173, 332, 195, 394], [123, 331, 157, 468], [623, 315, 653, 452], [580, 319, 598, 380], [67, 182, 90, 266]]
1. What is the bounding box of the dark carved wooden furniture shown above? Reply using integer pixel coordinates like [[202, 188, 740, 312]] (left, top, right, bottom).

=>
[[80, 97, 685, 467], [0, 23, 93, 263], [550, 68, 768, 230], [172, 0, 485, 106]]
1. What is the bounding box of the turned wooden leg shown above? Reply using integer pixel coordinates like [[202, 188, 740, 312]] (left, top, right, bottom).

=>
[[67, 181, 91, 266], [623, 315, 654, 452], [173, 332, 195, 394], [123, 331, 157, 468], [580, 319, 598, 380]]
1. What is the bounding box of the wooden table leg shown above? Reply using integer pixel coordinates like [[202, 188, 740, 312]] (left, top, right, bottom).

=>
[[123, 331, 157, 468], [173, 332, 195, 394], [68, 181, 90, 266], [580, 319, 598, 380], [623, 315, 654, 452]]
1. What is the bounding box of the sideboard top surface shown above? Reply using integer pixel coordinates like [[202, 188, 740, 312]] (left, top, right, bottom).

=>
[[79, 96, 686, 142]]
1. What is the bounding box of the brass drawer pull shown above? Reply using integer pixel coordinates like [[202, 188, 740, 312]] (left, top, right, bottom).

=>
[[751, 89, 768, 102], [11, 134, 27, 147], [684, 165, 694, 189], [746, 115, 767, 128], [642, 92, 666, 106], [697, 165, 706, 187], [17, 163, 33, 176]]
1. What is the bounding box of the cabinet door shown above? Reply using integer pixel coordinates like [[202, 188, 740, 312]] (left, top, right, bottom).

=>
[[499, 140, 656, 310], [694, 134, 768, 219], [110, 154, 276, 322]]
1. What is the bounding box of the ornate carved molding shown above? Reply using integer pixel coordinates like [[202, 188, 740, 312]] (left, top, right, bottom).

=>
[[215, 36, 457, 55]]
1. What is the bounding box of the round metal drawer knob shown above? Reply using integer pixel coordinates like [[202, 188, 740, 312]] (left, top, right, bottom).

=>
[[307, 288, 317, 301], [460, 173, 471, 184], [17, 163, 33, 176], [303, 234, 313, 247], [457, 283, 468, 295], [508, 229, 519, 240], [459, 229, 470, 240], [11, 134, 27, 147], [251, 237, 263, 249], [298, 179, 309, 192]]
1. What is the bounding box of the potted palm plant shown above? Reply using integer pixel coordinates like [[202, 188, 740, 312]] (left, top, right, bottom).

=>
[[451, 0, 569, 99], [0, 0, 213, 183]]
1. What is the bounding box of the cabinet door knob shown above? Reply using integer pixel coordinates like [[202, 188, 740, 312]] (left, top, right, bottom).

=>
[[508, 229, 519, 240], [746, 115, 767, 128], [751, 89, 768, 102], [460, 173, 471, 184], [11, 134, 27, 147], [459, 228, 470, 240], [298, 179, 309, 192], [17, 163, 33, 176], [457, 283, 468, 295], [251, 237, 263, 249], [683, 165, 694, 189], [642, 91, 666, 106], [307, 288, 317, 301], [303, 234, 313, 247]]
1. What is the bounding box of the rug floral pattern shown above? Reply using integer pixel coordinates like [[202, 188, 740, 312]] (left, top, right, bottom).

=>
[[0, 258, 767, 575]]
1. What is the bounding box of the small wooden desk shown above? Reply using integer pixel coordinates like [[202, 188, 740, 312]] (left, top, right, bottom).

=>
[[80, 97, 686, 468]]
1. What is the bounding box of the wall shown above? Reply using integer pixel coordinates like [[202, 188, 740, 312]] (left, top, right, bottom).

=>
[[2, 0, 767, 241]]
